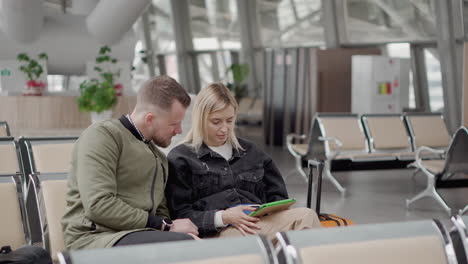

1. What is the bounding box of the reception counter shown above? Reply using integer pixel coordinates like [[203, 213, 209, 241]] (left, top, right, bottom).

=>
[[0, 95, 136, 137]]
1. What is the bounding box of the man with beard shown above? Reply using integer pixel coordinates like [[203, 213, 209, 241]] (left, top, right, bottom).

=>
[[62, 76, 199, 250]]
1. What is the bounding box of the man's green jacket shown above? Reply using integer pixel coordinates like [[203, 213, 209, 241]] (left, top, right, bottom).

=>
[[62, 119, 169, 249]]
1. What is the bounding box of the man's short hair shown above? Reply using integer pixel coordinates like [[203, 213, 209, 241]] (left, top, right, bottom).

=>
[[137, 75, 191, 111]]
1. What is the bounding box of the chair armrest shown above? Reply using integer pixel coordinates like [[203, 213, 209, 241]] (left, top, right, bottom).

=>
[[415, 146, 445, 161], [286, 134, 307, 157], [318, 136, 343, 148], [414, 146, 445, 169], [286, 134, 307, 142], [318, 136, 343, 159]]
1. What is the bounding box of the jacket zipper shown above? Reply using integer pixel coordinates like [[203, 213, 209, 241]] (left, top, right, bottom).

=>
[[150, 167, 157, 213], [149, 161, 166, 213], [161, 161, 167, 183]]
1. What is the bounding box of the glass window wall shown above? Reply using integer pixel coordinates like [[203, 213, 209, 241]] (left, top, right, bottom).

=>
[[257, 0, 324, 47], [345, 0, 437, 43], [386, 43, 415, 109], [149, 0, 177, 53], [189, 0, 241, 50], [424, 49, 444, 112]]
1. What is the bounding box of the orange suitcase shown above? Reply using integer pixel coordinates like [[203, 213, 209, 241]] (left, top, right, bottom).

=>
[[319, 213, 354, 227]]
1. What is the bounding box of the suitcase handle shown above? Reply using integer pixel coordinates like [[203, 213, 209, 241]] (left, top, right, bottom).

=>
[[307, 159, 324, 213]]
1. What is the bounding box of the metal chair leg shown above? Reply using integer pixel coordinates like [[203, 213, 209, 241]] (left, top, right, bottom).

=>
[[324, 161, 346, 195], [406, 172, 451, 215], [294, 157, 308, 183], [459, 205, 468, 215], [431, 188, 451, 215]]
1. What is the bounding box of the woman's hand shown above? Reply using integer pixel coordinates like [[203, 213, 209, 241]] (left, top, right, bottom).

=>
[[222, 205, 261, 235]]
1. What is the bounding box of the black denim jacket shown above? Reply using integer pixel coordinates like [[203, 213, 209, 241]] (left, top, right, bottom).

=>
[[166, 138, 289, 236]]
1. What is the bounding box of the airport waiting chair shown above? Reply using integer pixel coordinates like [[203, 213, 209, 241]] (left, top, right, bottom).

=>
[[404, 113, 451, 154], [0, 137, 29, 249], [29, 173, 68, 263], [0, 121, 11, 137], [405, 113, 453, 181], [287, 113, 394, 194], [19, 137, 77, 177], [276, 220, 457, 264], [361, 114, 414, 160], [58, 235, 277, 264], [450, 215, 467, 264], [406, 127, 468, 214], [18, 137, 77, 258], [461, 206, 468, 215]]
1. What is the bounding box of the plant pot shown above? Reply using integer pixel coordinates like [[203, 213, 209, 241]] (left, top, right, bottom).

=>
[[90, 109, 113, 123], [23, 80, 46, 96], [114, 83, 123, 96]]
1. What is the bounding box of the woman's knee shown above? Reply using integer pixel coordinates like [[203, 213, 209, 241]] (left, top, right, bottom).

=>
[[289, 207, 321, 227]]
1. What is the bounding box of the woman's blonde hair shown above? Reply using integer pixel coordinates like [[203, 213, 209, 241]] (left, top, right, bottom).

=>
[[184, 83, 243, 151]]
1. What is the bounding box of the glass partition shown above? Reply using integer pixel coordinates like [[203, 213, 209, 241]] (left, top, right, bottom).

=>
[[189, 0, 241, 50], [345, 0, 437, 43], [257, 0, 324, 47], [195, 51, 237, 90], [386, 43, 415, 109], [149, 0, 177, 53], [424, 49, 444, 112]]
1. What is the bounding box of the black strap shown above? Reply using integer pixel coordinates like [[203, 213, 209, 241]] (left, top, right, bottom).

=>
[[323, 214, 349, 226], [0, 246, 12, 254], [316, 163, 323, 214], [307, 165, 313, 209], [320, 213, 341, 226]]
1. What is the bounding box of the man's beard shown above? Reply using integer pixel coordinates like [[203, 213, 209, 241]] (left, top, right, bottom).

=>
[[153, 135, 171, 148]]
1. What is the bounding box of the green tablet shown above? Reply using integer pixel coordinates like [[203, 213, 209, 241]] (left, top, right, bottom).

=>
[[249, 199, 296, 217]]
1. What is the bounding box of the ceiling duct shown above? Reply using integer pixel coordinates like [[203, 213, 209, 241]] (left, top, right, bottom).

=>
[[0, 0, 44, 43], [0, 14, 136, 75], [68, 0, 98, 15], [86, 0, 151, 45]]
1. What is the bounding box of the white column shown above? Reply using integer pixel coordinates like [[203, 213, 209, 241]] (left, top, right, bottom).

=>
[[236, 0, 261, 96]]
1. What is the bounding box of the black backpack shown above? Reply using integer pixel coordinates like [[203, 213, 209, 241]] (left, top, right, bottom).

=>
[[0, 245, 52, 264]]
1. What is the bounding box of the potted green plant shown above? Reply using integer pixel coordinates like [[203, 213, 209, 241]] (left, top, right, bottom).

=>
[[225, 63, 249, 103], [17, 52, 48, 96], [77, 46, 119, 123]]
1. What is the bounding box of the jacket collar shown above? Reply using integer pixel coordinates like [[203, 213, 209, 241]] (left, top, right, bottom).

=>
[[196, 141, 246, 159], [119, 115, 149, 143]]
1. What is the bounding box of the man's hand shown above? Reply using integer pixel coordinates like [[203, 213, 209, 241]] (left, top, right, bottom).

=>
[[222, 205, 261, 235], [169, 218, 199, 236]]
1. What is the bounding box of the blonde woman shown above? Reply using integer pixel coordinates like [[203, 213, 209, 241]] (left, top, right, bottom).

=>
[[166, 83, 320, 240]]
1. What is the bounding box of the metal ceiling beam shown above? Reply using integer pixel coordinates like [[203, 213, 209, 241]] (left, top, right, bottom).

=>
[[433, 0, 463, 132], [170, 0, 200, 93], [322, 0, 340, 48], [141, 7, 156, 77], [410, 45, 430, 112], [236, 0, 262, 96]]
